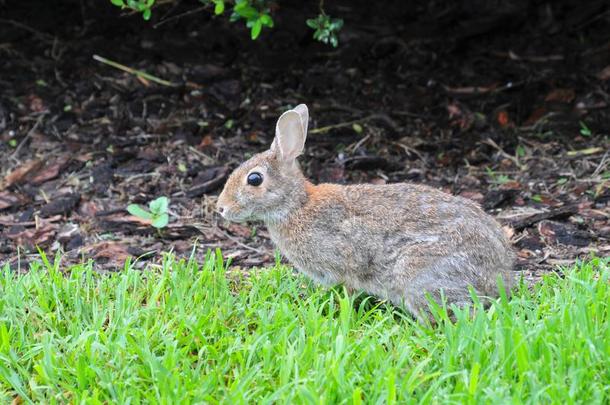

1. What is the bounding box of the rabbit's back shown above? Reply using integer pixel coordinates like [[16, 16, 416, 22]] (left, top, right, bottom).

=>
[[267, 181, 514, 313]]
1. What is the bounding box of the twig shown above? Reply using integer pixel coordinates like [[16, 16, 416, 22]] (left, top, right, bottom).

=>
[[0, 19, 55, 43], [188, 146, 216, 165], [11, 114, 46, 159], [504, 204, 579, 231], [119, 0, 176, 16], [153, 5, 208, 29], [581, 39, 610, 57], [481, 137, 522, 168], [443, 81, 523, 95], [391, 141, 427, 164], [0, 215, 62, 226], [566, 147, 605, 157], [121, 172, 161, 183], [309, 114, 397, 134], [92, 54, 177, 87], [347, 134, 370, 154], [592, 151, 609, 178], [490, 50, 564, 63], [573, 10, 610, 32]]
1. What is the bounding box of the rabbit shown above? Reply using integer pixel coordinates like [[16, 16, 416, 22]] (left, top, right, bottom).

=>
[[216, 104, 515, 321]]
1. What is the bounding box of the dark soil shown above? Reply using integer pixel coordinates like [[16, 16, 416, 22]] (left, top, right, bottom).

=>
[[1, 0, 608, 280]]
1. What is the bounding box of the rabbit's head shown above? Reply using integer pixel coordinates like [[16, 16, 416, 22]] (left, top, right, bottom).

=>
[[217, 104, 309, 223]]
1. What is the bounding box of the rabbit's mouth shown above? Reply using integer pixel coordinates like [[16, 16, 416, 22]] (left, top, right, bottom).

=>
[[218, 207, 250, 223]]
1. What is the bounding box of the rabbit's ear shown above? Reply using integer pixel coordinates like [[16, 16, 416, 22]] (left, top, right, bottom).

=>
[[293, 104, 309, 135], [272, 105, 309, 162]]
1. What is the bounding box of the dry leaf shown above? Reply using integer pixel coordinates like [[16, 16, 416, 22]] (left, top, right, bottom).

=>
[[1, 160, 43, 190], [544, 88, 575, 103], [30, 156, 71, 185], [199, 134, 214, 148], [497, 110, 510, 127], [460, 191, 485, 203], [90, 242, 133, 264], [7, 222, 58, 248], [0, 191, 24, 210], [28, 94, 45, 112]]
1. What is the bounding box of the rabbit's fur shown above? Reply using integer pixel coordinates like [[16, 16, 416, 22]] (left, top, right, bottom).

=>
[[217, 104, 515, 321]]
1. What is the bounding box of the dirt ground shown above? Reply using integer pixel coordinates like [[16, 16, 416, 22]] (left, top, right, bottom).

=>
[[1, 0, 608, 280]]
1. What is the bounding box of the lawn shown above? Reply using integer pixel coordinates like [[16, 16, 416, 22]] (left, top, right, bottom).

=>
[[0, 252, 608, 404]]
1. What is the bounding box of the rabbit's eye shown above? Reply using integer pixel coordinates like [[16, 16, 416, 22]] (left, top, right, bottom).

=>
[[247, 172, 263, 187]]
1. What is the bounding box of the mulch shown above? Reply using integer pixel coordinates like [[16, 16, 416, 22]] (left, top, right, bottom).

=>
[[0, 0, 608, 281]]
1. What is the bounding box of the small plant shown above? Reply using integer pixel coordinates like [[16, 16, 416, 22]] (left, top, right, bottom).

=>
[[579, 121, 592, 137], [127, 196, 170, 229], [485, 167, 511, 185], [306, 13, 344, 47], [515, 144, 526, 158]]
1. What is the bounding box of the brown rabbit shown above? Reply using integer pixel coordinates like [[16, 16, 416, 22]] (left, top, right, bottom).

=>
[[217, 104, 515, 321]]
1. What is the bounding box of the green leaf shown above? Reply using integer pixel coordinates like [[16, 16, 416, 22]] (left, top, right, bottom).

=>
[[352, 123, 363, 134], [214, 1, 225, 15], [151, 213, 169, 229], [142, 8, 151, 20], [260, 14, 273, 27], [149, 197, 169, 215], [110, 0, 125, 6], [127, 204, 153, 220], [229, 11, 240, 22], [251, 19, 262, 39], [306, 18, 318, 29], [234, 4, 258, 20], [579, 121, 592, 137]]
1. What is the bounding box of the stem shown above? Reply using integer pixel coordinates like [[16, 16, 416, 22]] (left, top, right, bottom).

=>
[[92, 54, 176, 87]]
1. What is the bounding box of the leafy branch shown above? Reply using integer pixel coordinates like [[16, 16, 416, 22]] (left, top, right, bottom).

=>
[[109, 0, 343, 45]]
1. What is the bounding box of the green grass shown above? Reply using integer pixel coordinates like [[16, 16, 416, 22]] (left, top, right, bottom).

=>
[[0, 252, 608, 404]]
